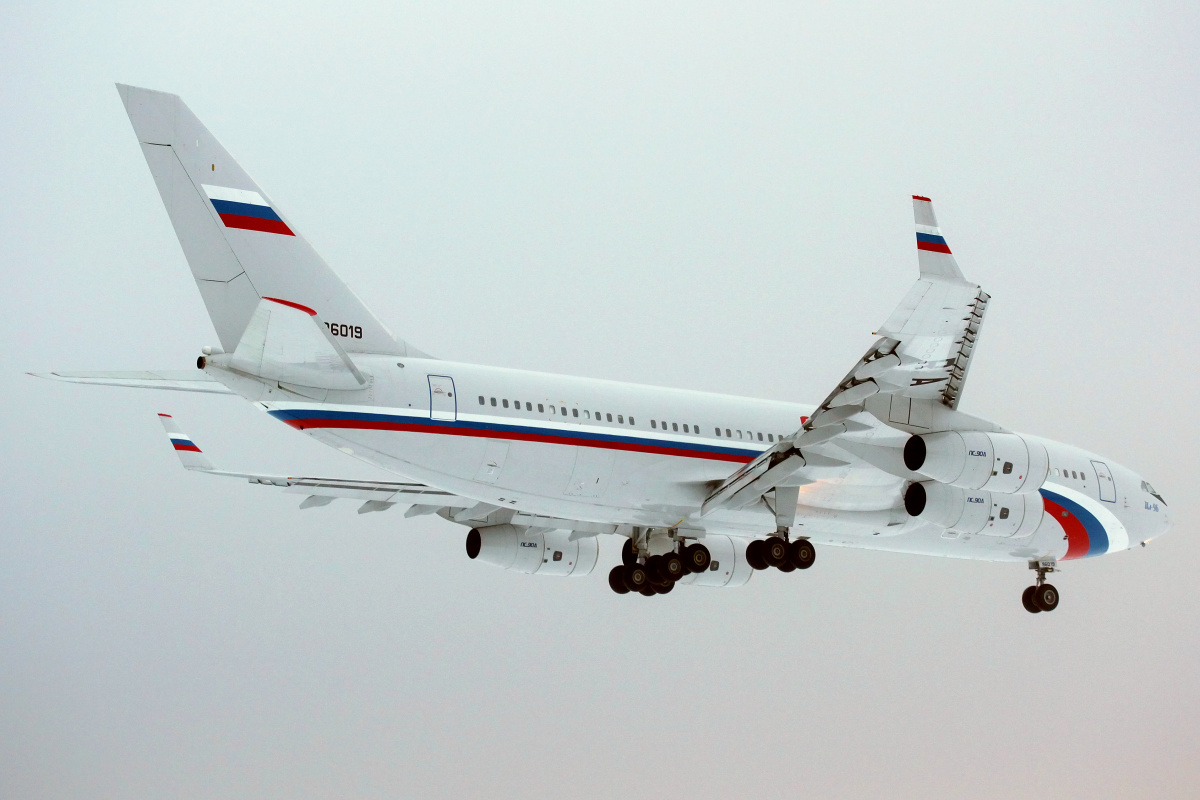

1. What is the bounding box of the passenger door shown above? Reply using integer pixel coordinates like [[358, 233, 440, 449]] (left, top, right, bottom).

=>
[[1091, 460, 1117, 503], [427, 375, 457, 421]]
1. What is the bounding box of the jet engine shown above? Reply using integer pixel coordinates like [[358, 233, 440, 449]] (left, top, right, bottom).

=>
[[465, 524, 599, 577], [673, 535, 754, 588], [903, 431, 1048, 494], [903, 481, 1044, 538]]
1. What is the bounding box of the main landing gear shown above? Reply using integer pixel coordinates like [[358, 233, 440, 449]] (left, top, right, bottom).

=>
[[1022, 559, 1060, 613], [745, 528, 815, 573], [608, 535, 711, 597]]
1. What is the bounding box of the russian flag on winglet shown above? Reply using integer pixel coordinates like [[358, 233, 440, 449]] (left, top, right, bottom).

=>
[[202, 184, 294, 236], [169, 435, 202, 452]]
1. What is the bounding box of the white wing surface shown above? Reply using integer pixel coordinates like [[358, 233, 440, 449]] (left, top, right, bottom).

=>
[[31, 370, 234, 394], [702, 196, 992, 517]]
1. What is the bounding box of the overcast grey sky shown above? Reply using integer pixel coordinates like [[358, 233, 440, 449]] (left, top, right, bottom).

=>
[[3, 2, 1199, 797]]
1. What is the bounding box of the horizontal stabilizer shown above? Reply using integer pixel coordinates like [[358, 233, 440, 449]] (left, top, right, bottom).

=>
[[30, 370, 233, 394]]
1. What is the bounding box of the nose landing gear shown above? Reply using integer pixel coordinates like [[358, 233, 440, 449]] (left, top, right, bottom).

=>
[[1023, 559, 1060, 613]]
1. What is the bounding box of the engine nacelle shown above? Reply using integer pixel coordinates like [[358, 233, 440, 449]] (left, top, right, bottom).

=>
[[673, 535, 754, 588], [465, 524, 599, 577], [903, 431, 1048, 494], [904, 481, 1044, 538]]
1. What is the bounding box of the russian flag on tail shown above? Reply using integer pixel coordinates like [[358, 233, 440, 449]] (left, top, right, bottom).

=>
[[202, 184, 295, 236]]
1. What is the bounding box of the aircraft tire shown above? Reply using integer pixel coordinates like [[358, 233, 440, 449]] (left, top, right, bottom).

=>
[[608, 565, 631, 594], [777, 561, 796, 573], [746, 539, 769, 570], [661, 552, 686, 582], [625, 564, 651, 592], [683, 543, 711, 573], [621, 537, 636, 566], [638, 584, 657, 597], [789, 539, 816, 570], [1033, 583, 1059, 612], [645, 555, 670, 586], [656, 579, 674, 595], [1021, 586, 1041, 613], [764, 537, 789, 567]]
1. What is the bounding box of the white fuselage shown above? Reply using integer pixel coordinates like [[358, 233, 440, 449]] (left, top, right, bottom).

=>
[[209, 356, 1170, 565]]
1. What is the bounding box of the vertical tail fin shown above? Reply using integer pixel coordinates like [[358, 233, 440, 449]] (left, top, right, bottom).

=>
[[116, 84, 424, 357], [911, 195, 965, 281]]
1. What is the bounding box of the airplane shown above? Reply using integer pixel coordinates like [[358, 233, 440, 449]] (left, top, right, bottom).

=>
[[34, 84, 1172, 613]]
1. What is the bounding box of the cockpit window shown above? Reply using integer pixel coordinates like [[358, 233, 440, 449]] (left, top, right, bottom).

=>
[[1142, 480, 1167, 506]]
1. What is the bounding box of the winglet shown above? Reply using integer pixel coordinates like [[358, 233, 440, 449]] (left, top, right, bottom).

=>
[[912, 195, 965, 281], [157, 413, 214, 471]]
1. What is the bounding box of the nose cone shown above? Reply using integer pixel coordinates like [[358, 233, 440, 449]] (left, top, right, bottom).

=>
[[1139, 479, 1171, 544]]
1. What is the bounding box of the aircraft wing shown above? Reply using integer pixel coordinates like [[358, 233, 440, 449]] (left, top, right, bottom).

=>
[[30, 370, 234, 394], [156, 413, 473, 514], [702, 196, 990, 518]]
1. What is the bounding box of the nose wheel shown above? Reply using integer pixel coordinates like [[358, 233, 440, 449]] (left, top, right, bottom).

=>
[[1023, 559, 1060, 613]]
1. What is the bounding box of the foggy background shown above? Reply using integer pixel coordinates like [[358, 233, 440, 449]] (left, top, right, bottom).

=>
[[3, 2, 1198, 797]]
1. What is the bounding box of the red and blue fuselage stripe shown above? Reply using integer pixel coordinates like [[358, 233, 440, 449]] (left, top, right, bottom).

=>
[[209, 198, 294, 236], [1040, 487, 1109, 559], [915, 232, 952, 254], [268, 409, 759, 463]]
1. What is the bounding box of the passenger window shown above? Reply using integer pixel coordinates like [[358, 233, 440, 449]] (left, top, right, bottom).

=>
[[737, 430, 742, 439], [683, 424, 689, 433], [652, 420, 657, 429], [560, 407, 567, 416], [490, 397, 497, 407], [768, 434, 774, 442], [672, 423, 679, 432], [660, 421, 667, 430], [478, 396, 484, 405], [538, 403, 544, 413], [617, 415, 624, 423], [606, 413, 612, 422], [757, 432, 763, 441], [526, 402, 532, 411], [715, 427, 721, 436], [726, 429, 731, 437], [572, 408, 578, 417], [586, 411, 592, 420], [999, 507, 1010, 520], [1072, 471, 1078, 479], [1002, 461, 1012, 475], [629, 417, 635, 425], [502, 399, 509, 408]]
